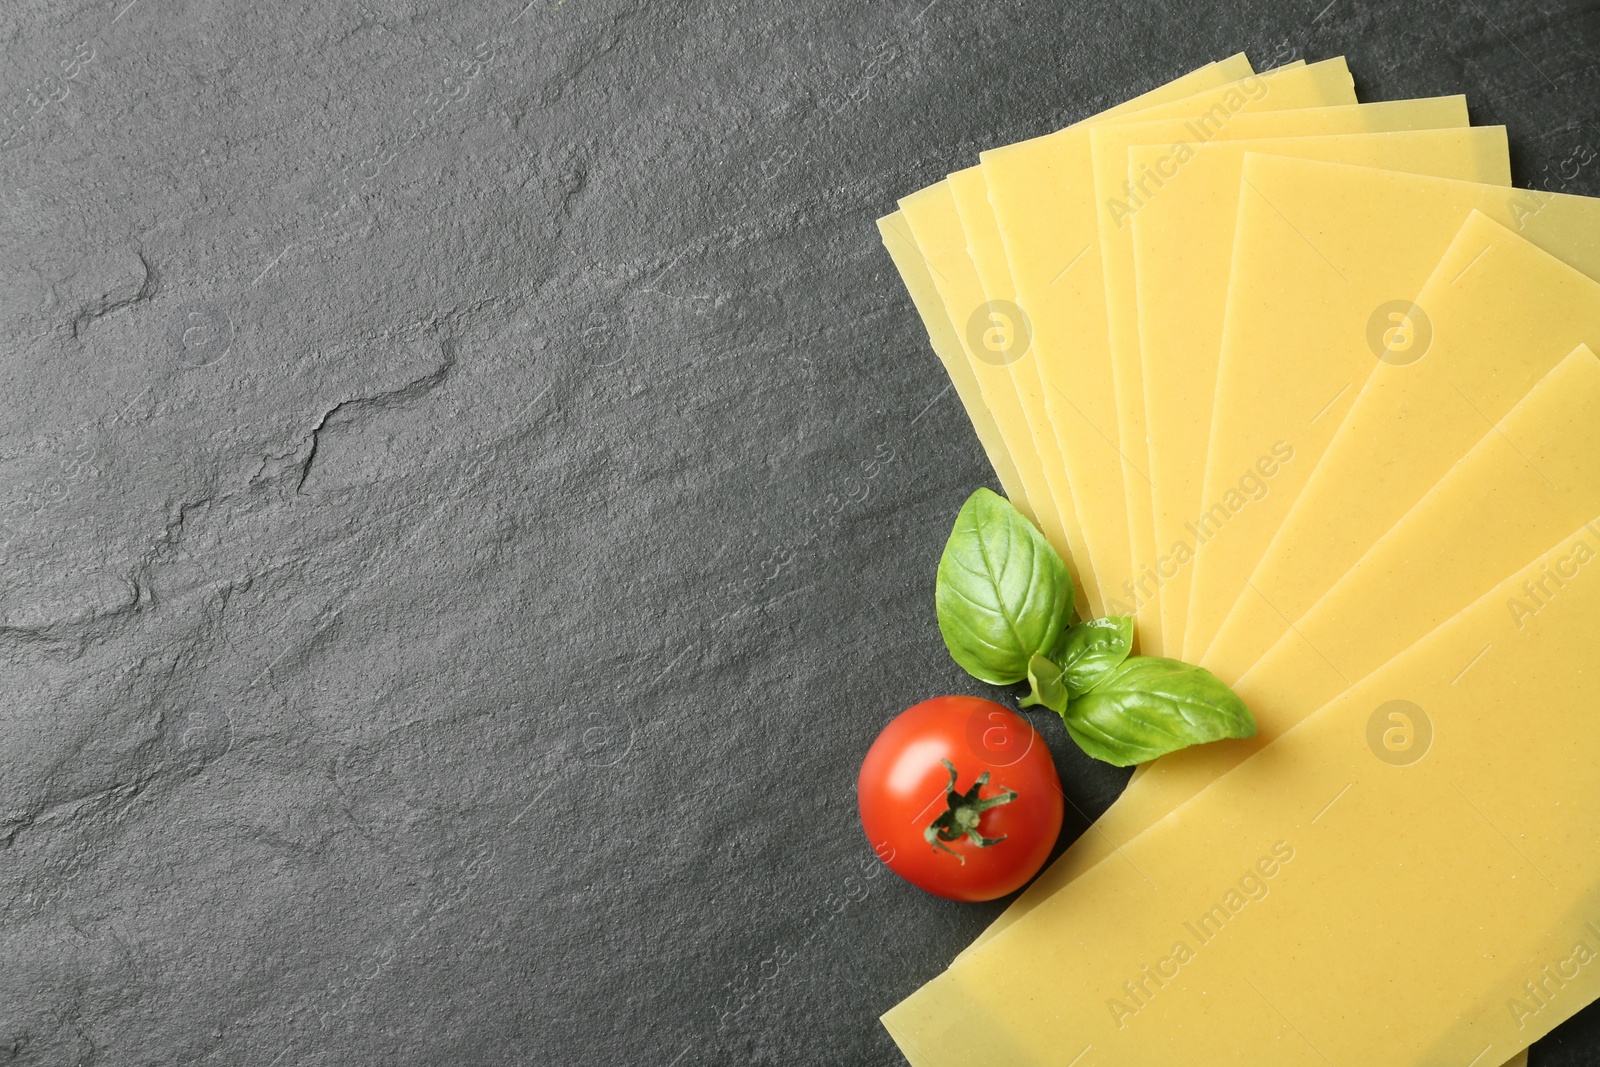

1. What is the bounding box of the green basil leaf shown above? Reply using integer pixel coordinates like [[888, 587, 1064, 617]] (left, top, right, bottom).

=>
[[1051, 615, 1135, 697], [1061, 656, 1256, 767], [1019, 653, 1069, 714], [935, 488, 1074, 685]]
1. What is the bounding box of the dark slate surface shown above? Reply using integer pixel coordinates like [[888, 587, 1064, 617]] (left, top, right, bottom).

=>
[[1, 0, 1598, 1063]]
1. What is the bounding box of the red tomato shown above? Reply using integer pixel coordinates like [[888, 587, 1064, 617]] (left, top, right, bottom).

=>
[[857, 696, 1063, 902]]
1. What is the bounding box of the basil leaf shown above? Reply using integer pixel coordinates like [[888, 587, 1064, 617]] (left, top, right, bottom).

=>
[[1061, 657, 1255, 767], [1019, 653, 1069, 714], [1052, 615, 1135, 697], [935, 488, 1074, 685]]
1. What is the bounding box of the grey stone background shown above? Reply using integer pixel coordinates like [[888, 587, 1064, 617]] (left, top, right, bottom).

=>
[[1, 0, 1596, 1063]]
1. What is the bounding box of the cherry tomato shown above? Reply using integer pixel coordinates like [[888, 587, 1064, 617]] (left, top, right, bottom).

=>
[[857, 696, 1063, 902]]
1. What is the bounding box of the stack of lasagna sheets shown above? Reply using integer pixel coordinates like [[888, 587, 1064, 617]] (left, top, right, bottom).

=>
[[878, 51, 1600, 1067]]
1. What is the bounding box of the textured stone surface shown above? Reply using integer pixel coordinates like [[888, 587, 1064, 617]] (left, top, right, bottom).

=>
[[1, 0, 1597, 1063]]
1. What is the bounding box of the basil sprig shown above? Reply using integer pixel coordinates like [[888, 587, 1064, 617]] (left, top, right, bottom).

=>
[[935, 489, 1255, 767]]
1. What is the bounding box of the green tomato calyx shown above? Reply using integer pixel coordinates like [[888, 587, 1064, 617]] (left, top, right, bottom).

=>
[[924, 758, 1017, 863]]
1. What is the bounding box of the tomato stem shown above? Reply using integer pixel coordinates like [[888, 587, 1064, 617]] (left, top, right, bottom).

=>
[[923, 758, 1017, 863]]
